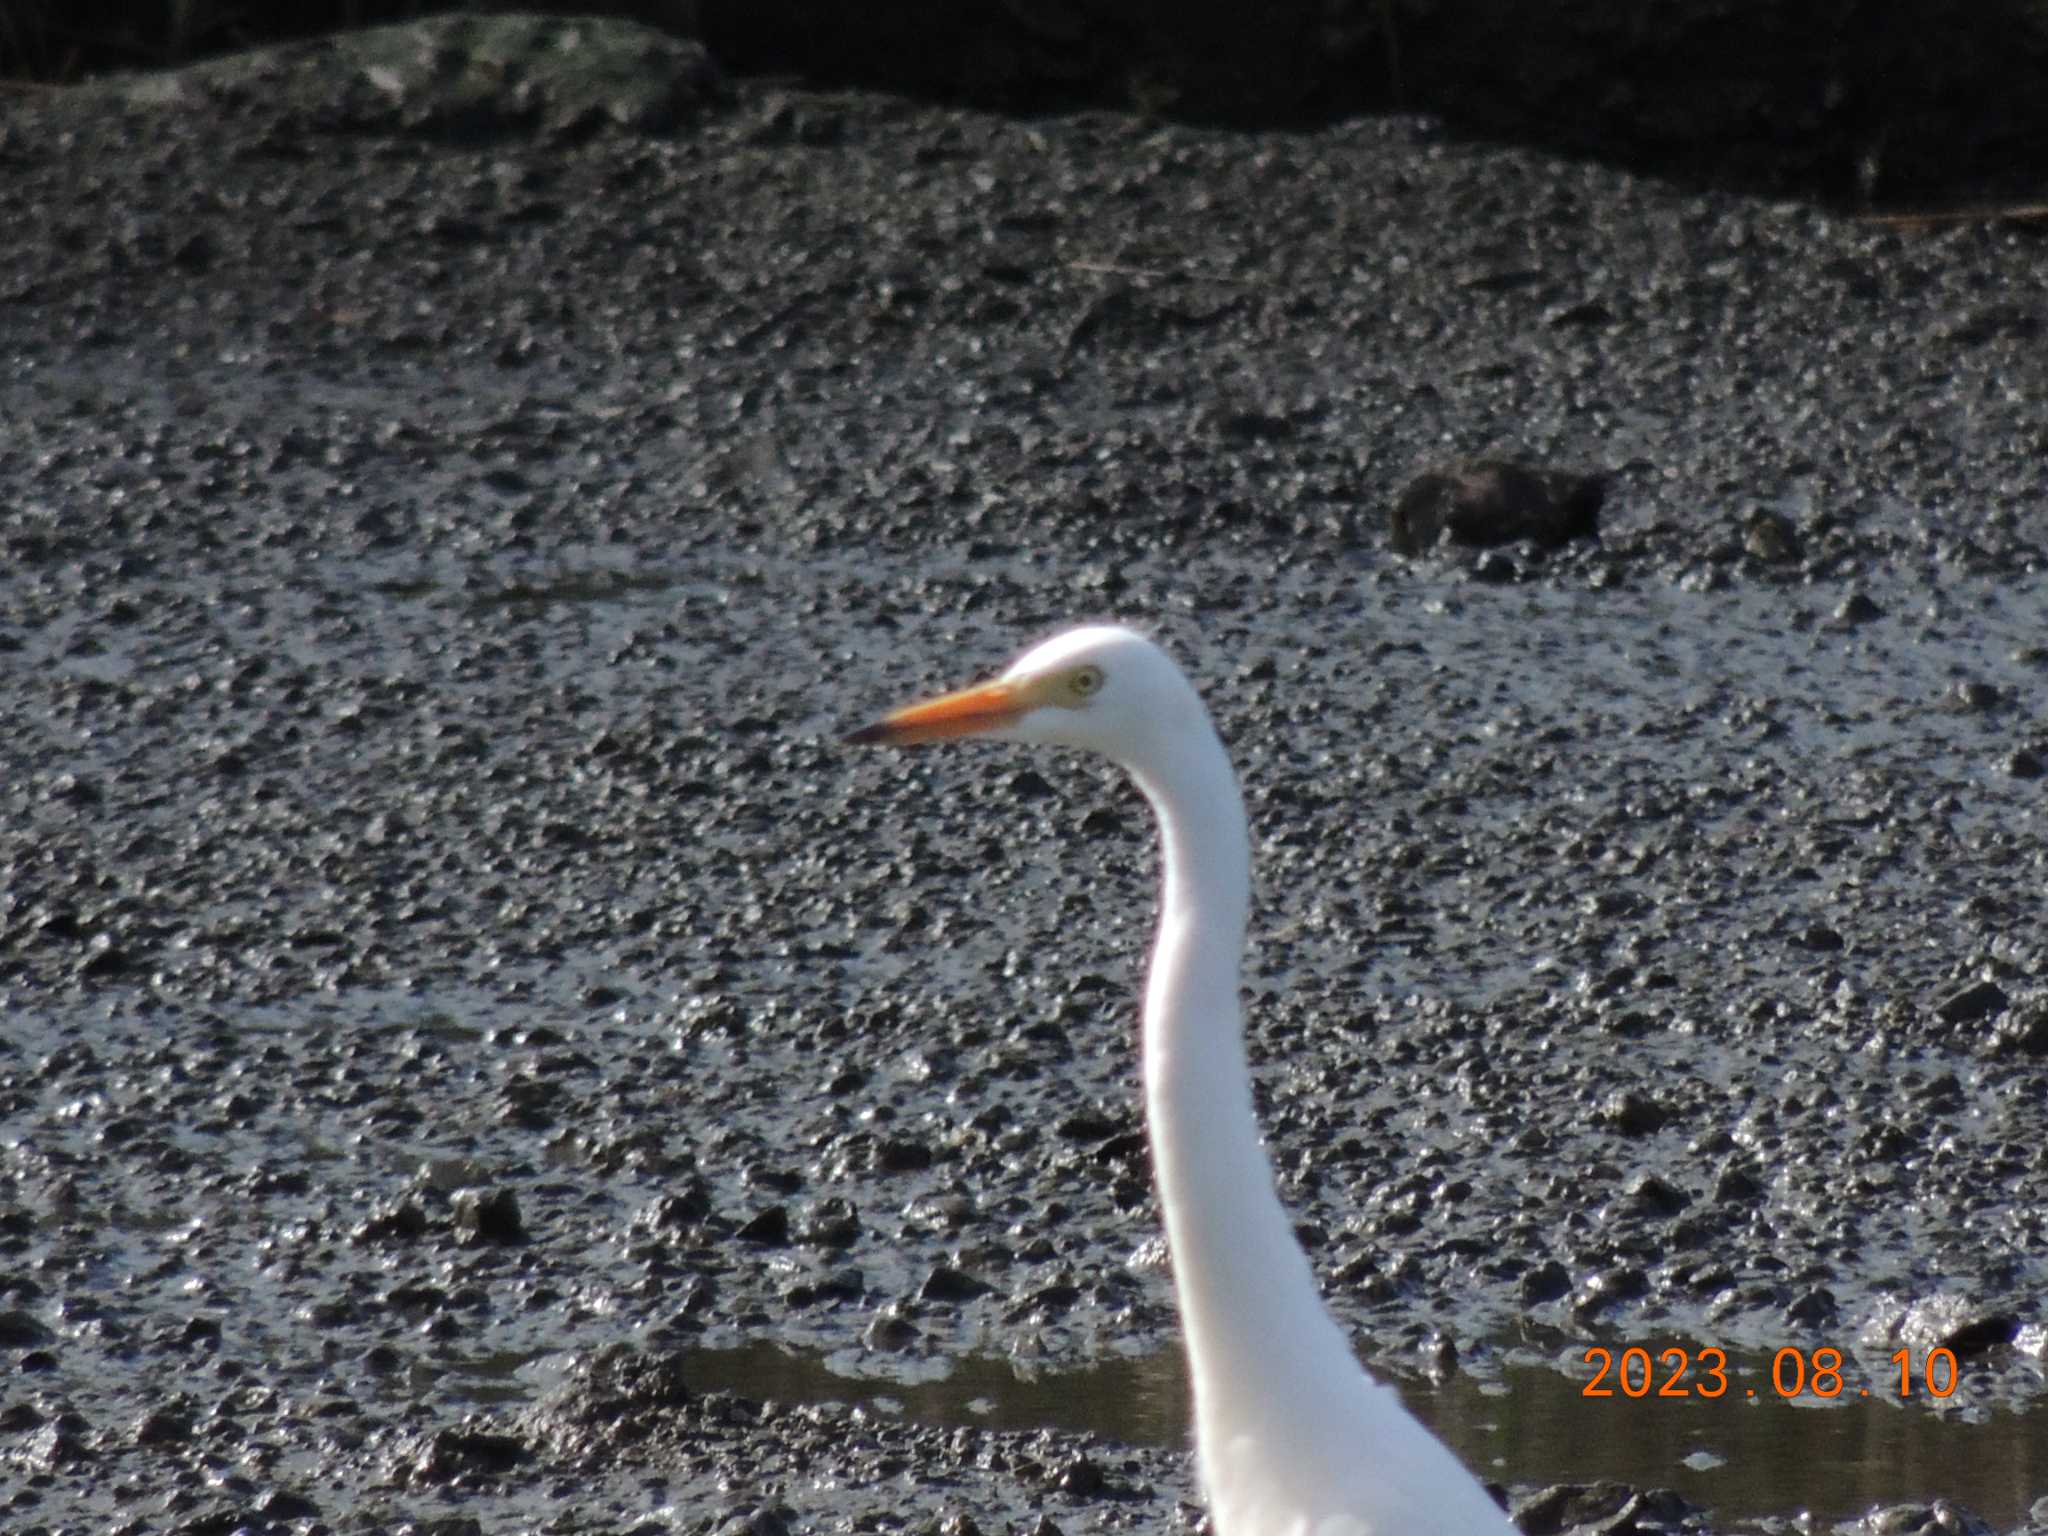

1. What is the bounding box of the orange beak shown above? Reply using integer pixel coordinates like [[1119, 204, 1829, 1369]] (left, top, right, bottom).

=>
[[843, 678, 1027, 746]]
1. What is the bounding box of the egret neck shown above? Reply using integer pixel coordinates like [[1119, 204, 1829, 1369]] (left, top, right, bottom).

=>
[[1133, 720, 1358, 1429]]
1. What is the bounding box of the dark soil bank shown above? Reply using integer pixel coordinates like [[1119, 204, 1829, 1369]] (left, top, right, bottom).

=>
[[703, 0, 2048, 203], [11, 2, 2048, 203], [1, 15, 2046, 1536]]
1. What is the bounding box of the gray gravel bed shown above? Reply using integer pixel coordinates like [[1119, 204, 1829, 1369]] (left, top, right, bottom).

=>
[[1, 17, 2045, 1535]]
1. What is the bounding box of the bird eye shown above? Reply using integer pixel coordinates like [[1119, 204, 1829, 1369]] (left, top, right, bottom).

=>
[[1069, 665, 1103, 699]]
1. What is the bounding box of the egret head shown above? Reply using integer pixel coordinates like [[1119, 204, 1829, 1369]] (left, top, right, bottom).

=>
[[844, 624, 1204, 771]]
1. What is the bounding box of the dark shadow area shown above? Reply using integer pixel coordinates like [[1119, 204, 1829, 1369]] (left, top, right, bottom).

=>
[[696, 0, 2048, 208], [0, 1, 689, 81], [5, 0, 2046, 208]]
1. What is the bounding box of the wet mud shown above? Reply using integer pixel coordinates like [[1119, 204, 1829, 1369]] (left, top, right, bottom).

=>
[[1, 18, 2045, 1535]]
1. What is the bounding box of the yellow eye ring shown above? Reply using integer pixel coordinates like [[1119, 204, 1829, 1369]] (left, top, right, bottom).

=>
[[1069, 665, 1104, 699]]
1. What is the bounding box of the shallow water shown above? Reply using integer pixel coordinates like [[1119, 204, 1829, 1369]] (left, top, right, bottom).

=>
[[671, 1337, 2048, 1529]]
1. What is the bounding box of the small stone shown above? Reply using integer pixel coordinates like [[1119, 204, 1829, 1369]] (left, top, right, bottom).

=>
[[736, 1206, 790, 1246], [1743, 509, 1801, 562], [452, 1187, 526, 1245], [919, 1265, 995, 1303], [874, 1136, 933, 1173], [721, 1505, 796, 1536], [1390, 459, 1604, 555], [28, 1419, 93, 1467], [353, 1200, 430, 1244], [1991, 997, 2048, 1055], [0, 1308, 55, 1347], [864, 1311, 921, 1351], [414, 1427, 528, 1483], [1785, 1288, 1838, 1327], [798, 1197, 861, 1249], [1057, 1455, 1109, 1496], [1601, 1091, 1668, 1137], [1627, 1175, 1689, 1217], [1936, 980, 2008, 1025], [1715, 1166, 1763, 1204], [135, 1406, 194, 1446]]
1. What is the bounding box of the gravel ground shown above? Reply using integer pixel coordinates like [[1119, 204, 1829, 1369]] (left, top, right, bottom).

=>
[[1, 16, 2045, 1536]]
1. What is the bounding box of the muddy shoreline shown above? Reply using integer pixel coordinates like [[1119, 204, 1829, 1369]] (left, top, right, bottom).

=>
[[2, 18, 2045, 1534]]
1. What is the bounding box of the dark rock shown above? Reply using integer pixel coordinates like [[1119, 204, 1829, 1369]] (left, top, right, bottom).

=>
[[413, 1427, 529, 1483], [1471, 549, 1521, 583], [1056, 1454, 1109, 1496], [1057, 1109, 1121, 1141], [1601, 1092, 1668, 1137], [736, 1206, 791, 1246], [0, 1308, 55, 1347], [1010, 769, 1056, 800], [1390, 459, 1604, 555], [863, 1310, 921, 1351], [640, 1182, 716, 1230], [1209, 407, 1295, 443], [1516, 1480, 1673, 1536], [1572, 1267, 1648, 1320], [874, 1137, 934, 1173], [1626, 1175, 1689, 1217], [1897, 1295, 2020, 1359], [1785, 1288, 1838, 1327], [798, 1197, 862, 1248], [1743, 509, 1802, 562], [789, 1265, 865, 1306], [256, 1489, 322, 1519], [919, 1265, 995, 1303], [134, 1405, 194, 1446], [546, 1347, 694, 1432], [721, 1505, 797, 1536], [452, 1187, 526, 1245], [27, 1419, 93, 1467], [1990, 995, 2048, 1055], [1861, 1501, 1996, 1536], [353, 1200, 431, 1244], [1935, 980, 2008, 1025]]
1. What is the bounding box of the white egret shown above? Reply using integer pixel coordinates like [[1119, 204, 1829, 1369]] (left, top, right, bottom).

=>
[[846, 625, 1513, 1536]]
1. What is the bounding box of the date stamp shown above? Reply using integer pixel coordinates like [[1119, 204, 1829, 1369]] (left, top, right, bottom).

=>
[[1581, 1346, 1961, 1401]]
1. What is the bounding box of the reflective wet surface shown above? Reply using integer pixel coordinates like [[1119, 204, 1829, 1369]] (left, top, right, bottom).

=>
[[673, 1338, 2048, 1528]]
